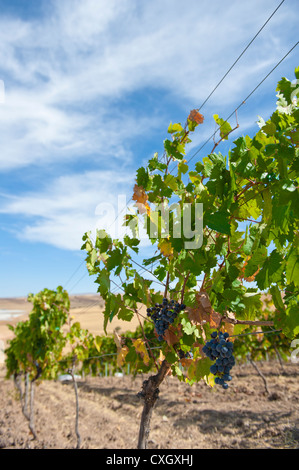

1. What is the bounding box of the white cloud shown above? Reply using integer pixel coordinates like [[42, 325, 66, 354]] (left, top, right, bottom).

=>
[[0, 170, 137, 249], [0, 0, 296, 172], [0, 79, 163, 170], [0, 0, 297, 253]]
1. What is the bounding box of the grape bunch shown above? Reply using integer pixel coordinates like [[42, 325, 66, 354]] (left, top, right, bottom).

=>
[[202, 330, 235, 390], [147, 298, 186, 341]]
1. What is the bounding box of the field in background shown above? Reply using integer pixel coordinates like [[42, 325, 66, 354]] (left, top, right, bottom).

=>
[[0, 294, 144, 348]]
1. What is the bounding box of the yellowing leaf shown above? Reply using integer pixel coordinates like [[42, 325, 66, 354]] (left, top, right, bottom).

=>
[[168, 122, 184, 134], [132, 338, 150, 365], [239, 197, 261, 220], [158, 238, 174, 258], [113, 329, 128, 366], [158, 349, 165, 364], [178, 159, 188, 177], [187, 360, 196, 380], [263, 187, 272, 223], [132, 184, 150, 215], [117, 346, 129, 367], [205, 373, 215, 388], [164, 174, 178, 191], [94, 335, 102, 353], [255, 327, 264, 343]]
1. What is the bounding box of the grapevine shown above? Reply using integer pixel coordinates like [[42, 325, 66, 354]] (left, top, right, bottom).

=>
[[3, 69, 299, 450], [80, 69, 299, 448]]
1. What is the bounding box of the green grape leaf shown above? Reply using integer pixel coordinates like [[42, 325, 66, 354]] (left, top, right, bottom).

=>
[[164, 174, 178, 191], [243, 226, 255, 256], [164, 139, 184, 161], [286, 239, 299, 286], [168, 122, 184, 134], [205, 211, 230, 235], [276, 77, 294, 104], [255, 250, 285, 290], [213, 114, 232, 140], [136, 166, 151, 190], [195, 357, 213, 382], [262, 121, 276, 136]]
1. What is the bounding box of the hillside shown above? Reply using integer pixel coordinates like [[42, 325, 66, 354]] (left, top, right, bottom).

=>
[[0, 294, 143, 346]]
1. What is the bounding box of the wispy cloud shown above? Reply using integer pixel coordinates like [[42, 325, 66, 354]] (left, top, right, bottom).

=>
[[0, 0, 295, 169], [0, 169, 136, 249], [0, 0, 297, 252], [0, 85, 160, 170]]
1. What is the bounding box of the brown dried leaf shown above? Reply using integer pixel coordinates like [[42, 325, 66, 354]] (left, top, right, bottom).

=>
[[186, 306, 199, 324], [209, 309, 222, 328], [113, 329, 123, 349], [221, 321, 235, 339], [26, 353, 33, 363], [188, 109, 204, 124], [198, 291, 212, 315], [164, 324, 182, 347], [225, 311, 236, 321], [187, 291, 212, 325], [196, 343, 205, 356], [180, 357, 193, 368]]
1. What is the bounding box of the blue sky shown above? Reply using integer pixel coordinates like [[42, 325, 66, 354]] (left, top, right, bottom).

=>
[[0, 0, 298, 298]]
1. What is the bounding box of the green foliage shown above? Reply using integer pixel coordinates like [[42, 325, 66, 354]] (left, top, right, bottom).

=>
[[5, 286, 70, 381], [81, 71, 298, 383]]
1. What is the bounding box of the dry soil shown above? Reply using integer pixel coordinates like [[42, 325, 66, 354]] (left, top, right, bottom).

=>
[[0, 360, 298, 449]]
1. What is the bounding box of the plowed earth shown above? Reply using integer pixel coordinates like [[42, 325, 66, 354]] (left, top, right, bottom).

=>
[[0, 361, 298, 449]]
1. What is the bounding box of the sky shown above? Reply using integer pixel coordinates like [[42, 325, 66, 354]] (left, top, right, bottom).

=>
[[0, 0, 298, 298]]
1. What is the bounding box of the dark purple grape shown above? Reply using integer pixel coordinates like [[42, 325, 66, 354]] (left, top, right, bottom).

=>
[[203, 332, 235, 390]]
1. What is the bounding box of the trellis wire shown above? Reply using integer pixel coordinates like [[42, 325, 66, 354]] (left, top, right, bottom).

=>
[[61, 38, 298, 297], [230, 328, 282, 338], [58, 328, 284, 365]]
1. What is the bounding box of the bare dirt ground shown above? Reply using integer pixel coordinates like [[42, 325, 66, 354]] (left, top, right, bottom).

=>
[[0, 360, 298, 449]]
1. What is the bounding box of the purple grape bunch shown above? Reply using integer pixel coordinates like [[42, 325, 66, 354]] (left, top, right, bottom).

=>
[[146, 298, 186, 341], [202, 330, 235, 390]]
